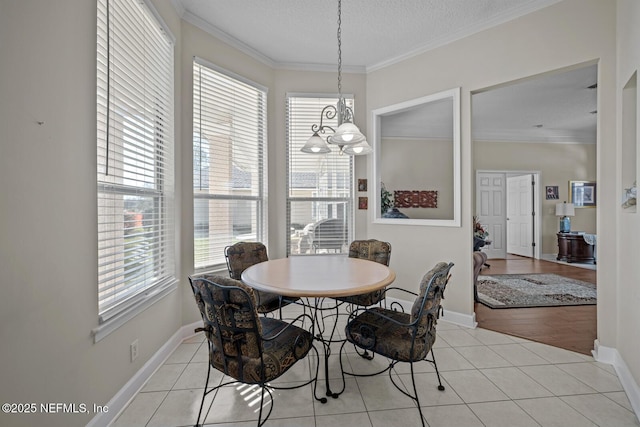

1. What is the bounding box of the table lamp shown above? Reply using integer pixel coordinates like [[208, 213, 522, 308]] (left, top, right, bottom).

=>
[[555, 202, 575, 233]]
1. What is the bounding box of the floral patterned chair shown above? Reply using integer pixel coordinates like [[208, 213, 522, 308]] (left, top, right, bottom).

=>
[[333, 239, 392, 359], [224, 242, 299, 316], [335, 239, 392, 306], [188, 275, 324, 427], [338, 262, 454, 427]]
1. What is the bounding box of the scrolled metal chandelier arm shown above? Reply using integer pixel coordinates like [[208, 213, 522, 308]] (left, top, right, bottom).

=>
[[310, 105, 338, 135]]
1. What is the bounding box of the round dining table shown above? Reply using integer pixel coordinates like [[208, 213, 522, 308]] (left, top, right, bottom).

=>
[[241, 255, 396, 298], [241, 254, 396, 399]]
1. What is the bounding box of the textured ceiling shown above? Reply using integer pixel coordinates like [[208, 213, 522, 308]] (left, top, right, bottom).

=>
[[380, 64, 597, 143], [173, 0, 596, 143], [472, 64, 598, 143], [175, 0, 561, 71]]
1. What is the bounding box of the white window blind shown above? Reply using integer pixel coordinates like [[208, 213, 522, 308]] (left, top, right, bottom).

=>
[[96, 0, 175, 322], [193, 59, 268, 270], [286, 95, 353, 256]]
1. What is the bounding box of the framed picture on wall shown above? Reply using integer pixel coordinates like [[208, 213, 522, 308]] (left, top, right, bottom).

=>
[[569, 181, 597, 207], [546, 186, 559, 200], [358, 197, 368, 210]]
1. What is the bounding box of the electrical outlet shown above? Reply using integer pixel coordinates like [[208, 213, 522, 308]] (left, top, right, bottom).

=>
[[130, 339, 139, 362]]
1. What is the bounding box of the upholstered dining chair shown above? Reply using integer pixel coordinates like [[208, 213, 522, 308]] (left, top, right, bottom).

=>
[[224, 242, 299, 316], [333, 239, 391, 359], [188, 274, 325, 427], [335, 239, 392, 306], [338, 262, 454, 427]]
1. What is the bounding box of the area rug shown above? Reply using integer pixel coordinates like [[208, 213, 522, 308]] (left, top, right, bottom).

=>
[[477, 273, 597, 309]]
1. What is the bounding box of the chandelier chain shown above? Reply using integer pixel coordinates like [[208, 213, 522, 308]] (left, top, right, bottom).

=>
[[337, 0, 342, 97]]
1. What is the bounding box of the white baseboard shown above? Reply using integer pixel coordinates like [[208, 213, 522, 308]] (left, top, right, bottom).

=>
[[385, 296, 477, 329], [441, 308, 477, 329], [593, 340, 640, 420], [87, 321, 202, 427]]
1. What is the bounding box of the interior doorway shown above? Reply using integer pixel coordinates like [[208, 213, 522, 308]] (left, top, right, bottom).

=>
[[476, 170, 541, 259], [471, 63, 599, 355]]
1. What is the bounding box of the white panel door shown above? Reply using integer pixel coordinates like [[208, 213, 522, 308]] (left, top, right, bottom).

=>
[[476, 172, 506, 259], [507, 174, 533, 257]]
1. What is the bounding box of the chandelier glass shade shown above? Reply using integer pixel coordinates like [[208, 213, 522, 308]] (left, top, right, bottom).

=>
[[300, 131, 332, 154], [328, 122, 366, 145], [342, 139, 373, 155]]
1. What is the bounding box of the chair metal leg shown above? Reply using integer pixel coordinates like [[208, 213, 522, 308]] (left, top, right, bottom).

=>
[[385, 361, 426, 427], [409, 362, 427, 427], [256, 386, 271, 427], [430, 347, 445, 391], [195, 362, 212, 427]]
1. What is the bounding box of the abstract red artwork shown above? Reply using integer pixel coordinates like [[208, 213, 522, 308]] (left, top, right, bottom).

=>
[[394, 190, 438, 208]]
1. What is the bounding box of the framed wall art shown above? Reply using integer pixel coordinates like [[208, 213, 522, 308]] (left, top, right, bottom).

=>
[[358, 197, 368, 210], [569, 181, 596, 208], [546, 185, 559, 200]]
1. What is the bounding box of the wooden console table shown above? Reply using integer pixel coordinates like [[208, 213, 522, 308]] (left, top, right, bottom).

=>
[[557, 232, 596, 264]]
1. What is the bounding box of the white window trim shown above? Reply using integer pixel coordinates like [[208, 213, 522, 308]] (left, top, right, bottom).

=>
[[192, 58, 269, 270], [95, 0, 176, 342]]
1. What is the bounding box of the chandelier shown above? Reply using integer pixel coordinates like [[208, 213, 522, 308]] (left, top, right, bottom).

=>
[[300, 0, 372, 156]]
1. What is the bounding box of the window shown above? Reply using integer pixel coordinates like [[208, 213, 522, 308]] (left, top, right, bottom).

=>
[[96, 0, 175, 331], [193, 59, 268, 269], [286, 95, 354, 256]]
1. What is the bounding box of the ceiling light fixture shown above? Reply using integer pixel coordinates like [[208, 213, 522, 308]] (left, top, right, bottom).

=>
[[300, 0, 371, 156]]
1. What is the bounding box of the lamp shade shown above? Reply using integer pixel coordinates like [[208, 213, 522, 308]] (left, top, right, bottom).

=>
[[342, 139, 372, 155], [327, 122, 366, 145], [555, 202, 575, 216], [301, 132, 331, 154]]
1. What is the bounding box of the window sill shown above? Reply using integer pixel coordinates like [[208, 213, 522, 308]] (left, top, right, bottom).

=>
[[92, 280, 177, 343], [193, 264, 228, 276]]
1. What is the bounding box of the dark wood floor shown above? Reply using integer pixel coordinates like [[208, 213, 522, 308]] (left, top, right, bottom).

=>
[[475, 255, 597, 355]]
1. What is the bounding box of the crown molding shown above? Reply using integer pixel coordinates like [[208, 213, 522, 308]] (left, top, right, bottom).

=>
[[180, 9, 366, 74], [174, 0, 560, 74], [182, 10, 277, 69], [366, 0, 561, 73], [472, 129, 596, 144], [273, 61, 366, 74]]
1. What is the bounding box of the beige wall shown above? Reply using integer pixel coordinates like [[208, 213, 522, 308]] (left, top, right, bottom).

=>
[[616, 0, 640, 389], [179, 20, 276, 325], [0, 0, 183, 426], [474, 141, 597, 254], [365, 0, 617, 329]]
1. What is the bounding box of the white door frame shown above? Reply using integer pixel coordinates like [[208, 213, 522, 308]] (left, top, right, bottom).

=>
[[476, 170, 541, 259]]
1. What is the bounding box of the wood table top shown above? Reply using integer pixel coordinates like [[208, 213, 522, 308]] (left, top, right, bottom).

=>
[[241, 255, 396, 298]]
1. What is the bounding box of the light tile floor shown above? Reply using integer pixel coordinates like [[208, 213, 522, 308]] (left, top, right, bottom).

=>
[[111, 303, 639, 427]]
